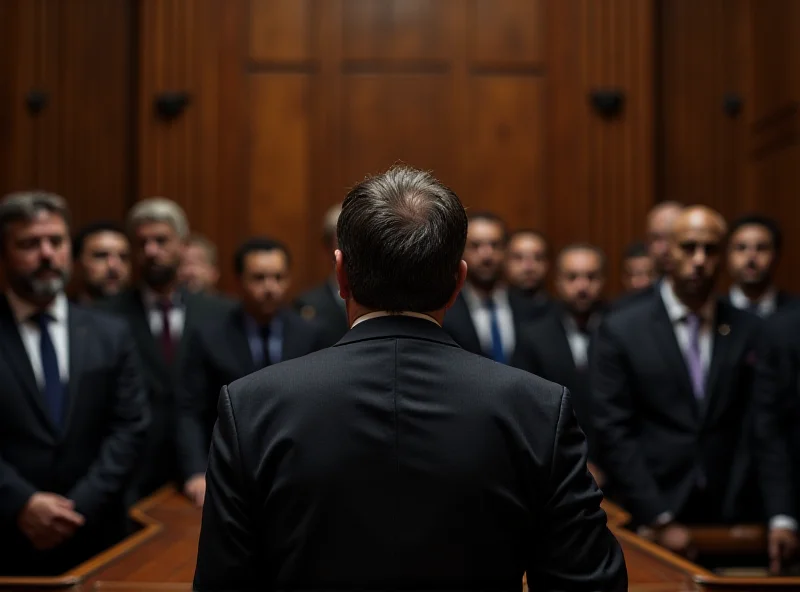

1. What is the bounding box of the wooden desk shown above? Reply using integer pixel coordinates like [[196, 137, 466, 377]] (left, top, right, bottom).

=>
[[0, 487, 798, 591]]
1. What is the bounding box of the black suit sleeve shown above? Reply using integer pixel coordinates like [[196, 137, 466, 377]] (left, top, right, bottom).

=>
[[176, 328, 213, 481], [530, 388, 627, 591], [592, 321, 667, 525], [67, 324, 150, 519], [0, 456, 38, 525], [194, 386, 258, 591], [753, 320, 797, 520]]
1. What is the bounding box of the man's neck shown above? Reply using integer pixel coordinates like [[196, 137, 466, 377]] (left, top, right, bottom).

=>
[[467, 280, 501, 302], [736, 282, 772, 303], [144, 280, 180, 300]]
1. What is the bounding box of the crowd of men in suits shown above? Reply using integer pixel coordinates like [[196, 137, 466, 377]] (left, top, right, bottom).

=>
[[1, 188, 799, 575]]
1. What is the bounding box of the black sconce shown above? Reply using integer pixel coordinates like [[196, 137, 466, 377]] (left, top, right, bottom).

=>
[[154, 91, 190, 121], [589, 89, 625, 119], [25, 90, 49, 115], [723, 93, 743, 118]]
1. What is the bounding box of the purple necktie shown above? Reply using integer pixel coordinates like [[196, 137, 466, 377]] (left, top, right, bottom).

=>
[[685, 313, 705, 400]]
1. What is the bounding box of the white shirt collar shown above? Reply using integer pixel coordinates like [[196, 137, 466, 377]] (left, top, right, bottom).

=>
[[461, 282, 509, 310], [142, 286, 181, 309], [660, 279, 714, 323], [6, 289, 68, 325], [351, 311, 440, 328], [729, 284, 777, 313]]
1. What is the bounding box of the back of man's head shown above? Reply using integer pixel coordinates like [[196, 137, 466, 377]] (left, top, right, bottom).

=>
[[337, 166, 468, 313]]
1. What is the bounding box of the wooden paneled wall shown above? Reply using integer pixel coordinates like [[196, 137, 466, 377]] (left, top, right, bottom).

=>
[[1, 0, 798, 294]]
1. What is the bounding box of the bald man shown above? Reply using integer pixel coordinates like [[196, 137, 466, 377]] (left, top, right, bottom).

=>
[[593, 206, 764, 556]]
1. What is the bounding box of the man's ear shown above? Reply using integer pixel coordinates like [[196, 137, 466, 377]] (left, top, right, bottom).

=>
[[334, 250, 350, 300], [445, 260, 468, 309]]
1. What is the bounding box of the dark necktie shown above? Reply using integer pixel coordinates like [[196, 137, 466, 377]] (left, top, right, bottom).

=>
[[260, 324, 272, 368], [159, 299, 175, 364], [33, 312, 64, 427], [684, 313, 706, 400], [746, 301, 760, 316], [485, 298, 507, 364]]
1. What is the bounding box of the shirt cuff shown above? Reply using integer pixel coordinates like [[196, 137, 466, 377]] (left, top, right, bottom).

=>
[[770, 515, 798, 531]]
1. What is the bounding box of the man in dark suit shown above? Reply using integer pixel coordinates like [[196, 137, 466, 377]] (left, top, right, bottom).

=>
[[523, 243, 607, 482], [725, 214, 797, 317], [753, 306, 800, 572], [0, 192, 148, 576], [194, 166, 627, 591], [442, 212, 543, 369], [178, 237, 325, 507], [294, 203, 348, 347], [504, 228, 551, 306], [99, 198, 230, 505], [71, 221, 131, 304], [593, 206, 764, 557]]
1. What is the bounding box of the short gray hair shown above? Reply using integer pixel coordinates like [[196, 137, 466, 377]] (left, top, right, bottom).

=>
[[127, 197, 189, 239], [0, 191, 71, 247]]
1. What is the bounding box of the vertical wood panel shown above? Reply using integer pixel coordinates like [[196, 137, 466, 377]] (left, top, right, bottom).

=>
[[468, 0, 544, 67], [249, 74, 313, 290], [548, 0, 655, 294], [249, 0, 315, 63], [464, 77, 545, 226]]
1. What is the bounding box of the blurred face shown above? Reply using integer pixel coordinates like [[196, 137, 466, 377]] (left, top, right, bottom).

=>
[[727, 224, 776, 288], [133, 221, 184, 289], [464, 219, 506, 290], [623, 255, 655, 291], [179, 242, 219, 293], [647, 205, 682, 275], [79, 231, 131, 298], [2, 210, 71, 303], [239, 250, 290, 320], [556, 249, 605, 315], [505, 233, 548, 293], [669, 209, 725, 303]]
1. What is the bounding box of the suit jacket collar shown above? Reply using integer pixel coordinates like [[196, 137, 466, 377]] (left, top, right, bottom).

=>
[[335, 314, 460, 349]]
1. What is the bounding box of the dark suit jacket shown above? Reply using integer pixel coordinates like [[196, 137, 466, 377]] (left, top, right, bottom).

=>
[[294, 282, 349, 348], [177, 305, 326, 480], [98, 288, 233, 502], [753, 307, 800, 520], [520, 305, 603, 462], [194, 316, 627, 591], [592, 291, 761, 526], [609, 282, 658, 312], [0, 296, 149, 575], [441, 290, 542, 371]]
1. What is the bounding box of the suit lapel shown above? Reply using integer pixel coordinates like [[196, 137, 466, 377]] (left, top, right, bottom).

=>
[[0, 296, 58, 434], [62, 304, 88, 435], [650, 297, 698, 419], [703, 302, 734, 420], [280, 311, 302, 361]]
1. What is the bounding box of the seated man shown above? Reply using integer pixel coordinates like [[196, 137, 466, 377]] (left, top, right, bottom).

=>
[[177, 237, 326, 507], [0, 192, 148, 575], [593, 206, 762, 556]]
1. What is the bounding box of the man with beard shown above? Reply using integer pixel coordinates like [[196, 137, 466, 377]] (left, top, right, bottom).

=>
[[504, 229, 550, 306], [442, 212, 540, 369], [71, 221, 131, 303], [592, 206, 766, 557], [0, 192, 148, 575], [725, 215, 796, 317], [520, 244, 607, 483], [100, 197, 231, 505], [177, 237, 325, 507]]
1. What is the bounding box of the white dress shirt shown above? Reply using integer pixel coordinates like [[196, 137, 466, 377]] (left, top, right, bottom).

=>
[[461, 284, 515, 359], [729, 285, 777, 318], [6, 290, 70, 388], [660, 280, 713, 376], [142, 288, 185, 339], [562, 313, 601, 369], [352, 310, 440, 328]]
